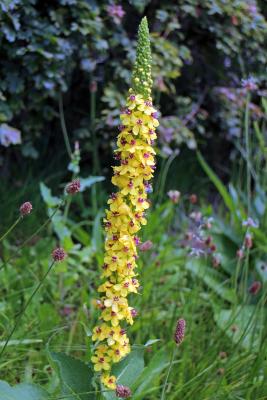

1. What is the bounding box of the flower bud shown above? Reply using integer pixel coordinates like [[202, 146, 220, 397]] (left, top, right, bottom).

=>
[[248, 281, 261, 295], [189, 194, 198, 204]]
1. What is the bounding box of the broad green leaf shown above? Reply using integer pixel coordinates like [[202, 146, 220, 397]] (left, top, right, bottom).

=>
[[185, 258, 235, 303], [80, 176, 105, 192], [0, 380, 50, 400], [40, 182, 61, 207], [102, 346, 145, 400], [214, 305, 263, 351], [132, 345, 169, 399], [48, 351, 95, 400]]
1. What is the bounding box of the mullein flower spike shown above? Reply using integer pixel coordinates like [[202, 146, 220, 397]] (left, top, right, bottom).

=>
[[91, 17, 159, 389]]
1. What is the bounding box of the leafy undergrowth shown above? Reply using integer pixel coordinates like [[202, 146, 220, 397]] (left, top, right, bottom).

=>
[[0, 183, 266, 399]]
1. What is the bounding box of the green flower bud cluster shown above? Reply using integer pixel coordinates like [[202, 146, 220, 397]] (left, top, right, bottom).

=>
[[132, 17, 153, 99]]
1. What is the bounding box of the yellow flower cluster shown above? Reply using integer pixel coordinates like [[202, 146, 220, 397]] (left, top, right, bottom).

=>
[[91, 92, 158, 389]]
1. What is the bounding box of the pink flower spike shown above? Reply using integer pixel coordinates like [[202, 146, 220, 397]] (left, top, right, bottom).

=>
[[174, 318, 186, 345], [20, 202, 33, 216]]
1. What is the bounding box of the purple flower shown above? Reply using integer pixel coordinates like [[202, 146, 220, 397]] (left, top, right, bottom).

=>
[[107, 4, 125, 24], [241, 77, 258, 91], [242, 217, 258, 228], [0, 124, 21, 147]]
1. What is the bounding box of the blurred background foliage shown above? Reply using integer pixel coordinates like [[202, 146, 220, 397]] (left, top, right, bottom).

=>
[[0, 0, 266, 185]]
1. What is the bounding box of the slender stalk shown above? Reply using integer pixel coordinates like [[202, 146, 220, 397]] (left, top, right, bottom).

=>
[[244, 93, 251, 215], [59, 93, 72, 159], [90, 79, 99, 215], [0, 260, 56, 358], [0, 200, 64, 272], [0, 216, 22, 243], [161, 346, 177, 400]]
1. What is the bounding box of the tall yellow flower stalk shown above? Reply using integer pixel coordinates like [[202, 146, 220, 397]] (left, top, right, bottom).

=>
[[91, 17, 159, 390]]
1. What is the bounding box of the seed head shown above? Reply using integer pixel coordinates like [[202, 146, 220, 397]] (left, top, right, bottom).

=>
[[189, 194, 198, 204], [52, 247, 67, 262], [248, 281, 261, 295], [66, 179, 81, 195], [20, 201, 33, 216], [174, 318, 186, 345], [116, 385, 132, 398]]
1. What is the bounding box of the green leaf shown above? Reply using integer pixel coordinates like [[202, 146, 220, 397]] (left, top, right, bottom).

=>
[[185, 258, 235, 303], [102, 346, 145, 399], [132, 345, 169, 399], [214, 305, 263, 351], [80, 176, 105, 192], [40, 182, 61, 207], [197, 152, 239, 218], [48, 351, 95, 400], [0, 381, 50, 400]]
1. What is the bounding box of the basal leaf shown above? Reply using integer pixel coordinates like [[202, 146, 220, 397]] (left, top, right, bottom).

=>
[[48, 351, 95, 400], [0, 381, 50, 400]]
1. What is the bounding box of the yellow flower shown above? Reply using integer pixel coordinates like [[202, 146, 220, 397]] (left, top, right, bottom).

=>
[[101, 374, 117, 390], [92, 324, 109, 341], [91, 354, 111, 372], [104, 292, 128, 313], [101, 308, 124, 327], [92, 89, 159, 387]]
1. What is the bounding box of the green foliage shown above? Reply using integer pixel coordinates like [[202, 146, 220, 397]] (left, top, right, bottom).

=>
[[0, 381, 50, 400], [48, 351, 94, 400]]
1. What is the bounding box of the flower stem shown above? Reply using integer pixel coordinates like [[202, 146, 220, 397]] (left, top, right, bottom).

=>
[[59, 92, 72, 159], [161, 346, 177, 400], [0, 216, 22, 243], [0, 260, 56, 358], [0, 200, 64, 272], [244, 93, 251, 215]]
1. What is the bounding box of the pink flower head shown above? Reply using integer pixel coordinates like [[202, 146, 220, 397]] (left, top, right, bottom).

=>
[[116, 385, 131, 398], [20, 201, 33, 216], [52, 247, 67, 262], [66, 179, 81, 195], [174, 318, 186, 345], [249, 281, 261, 295]]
